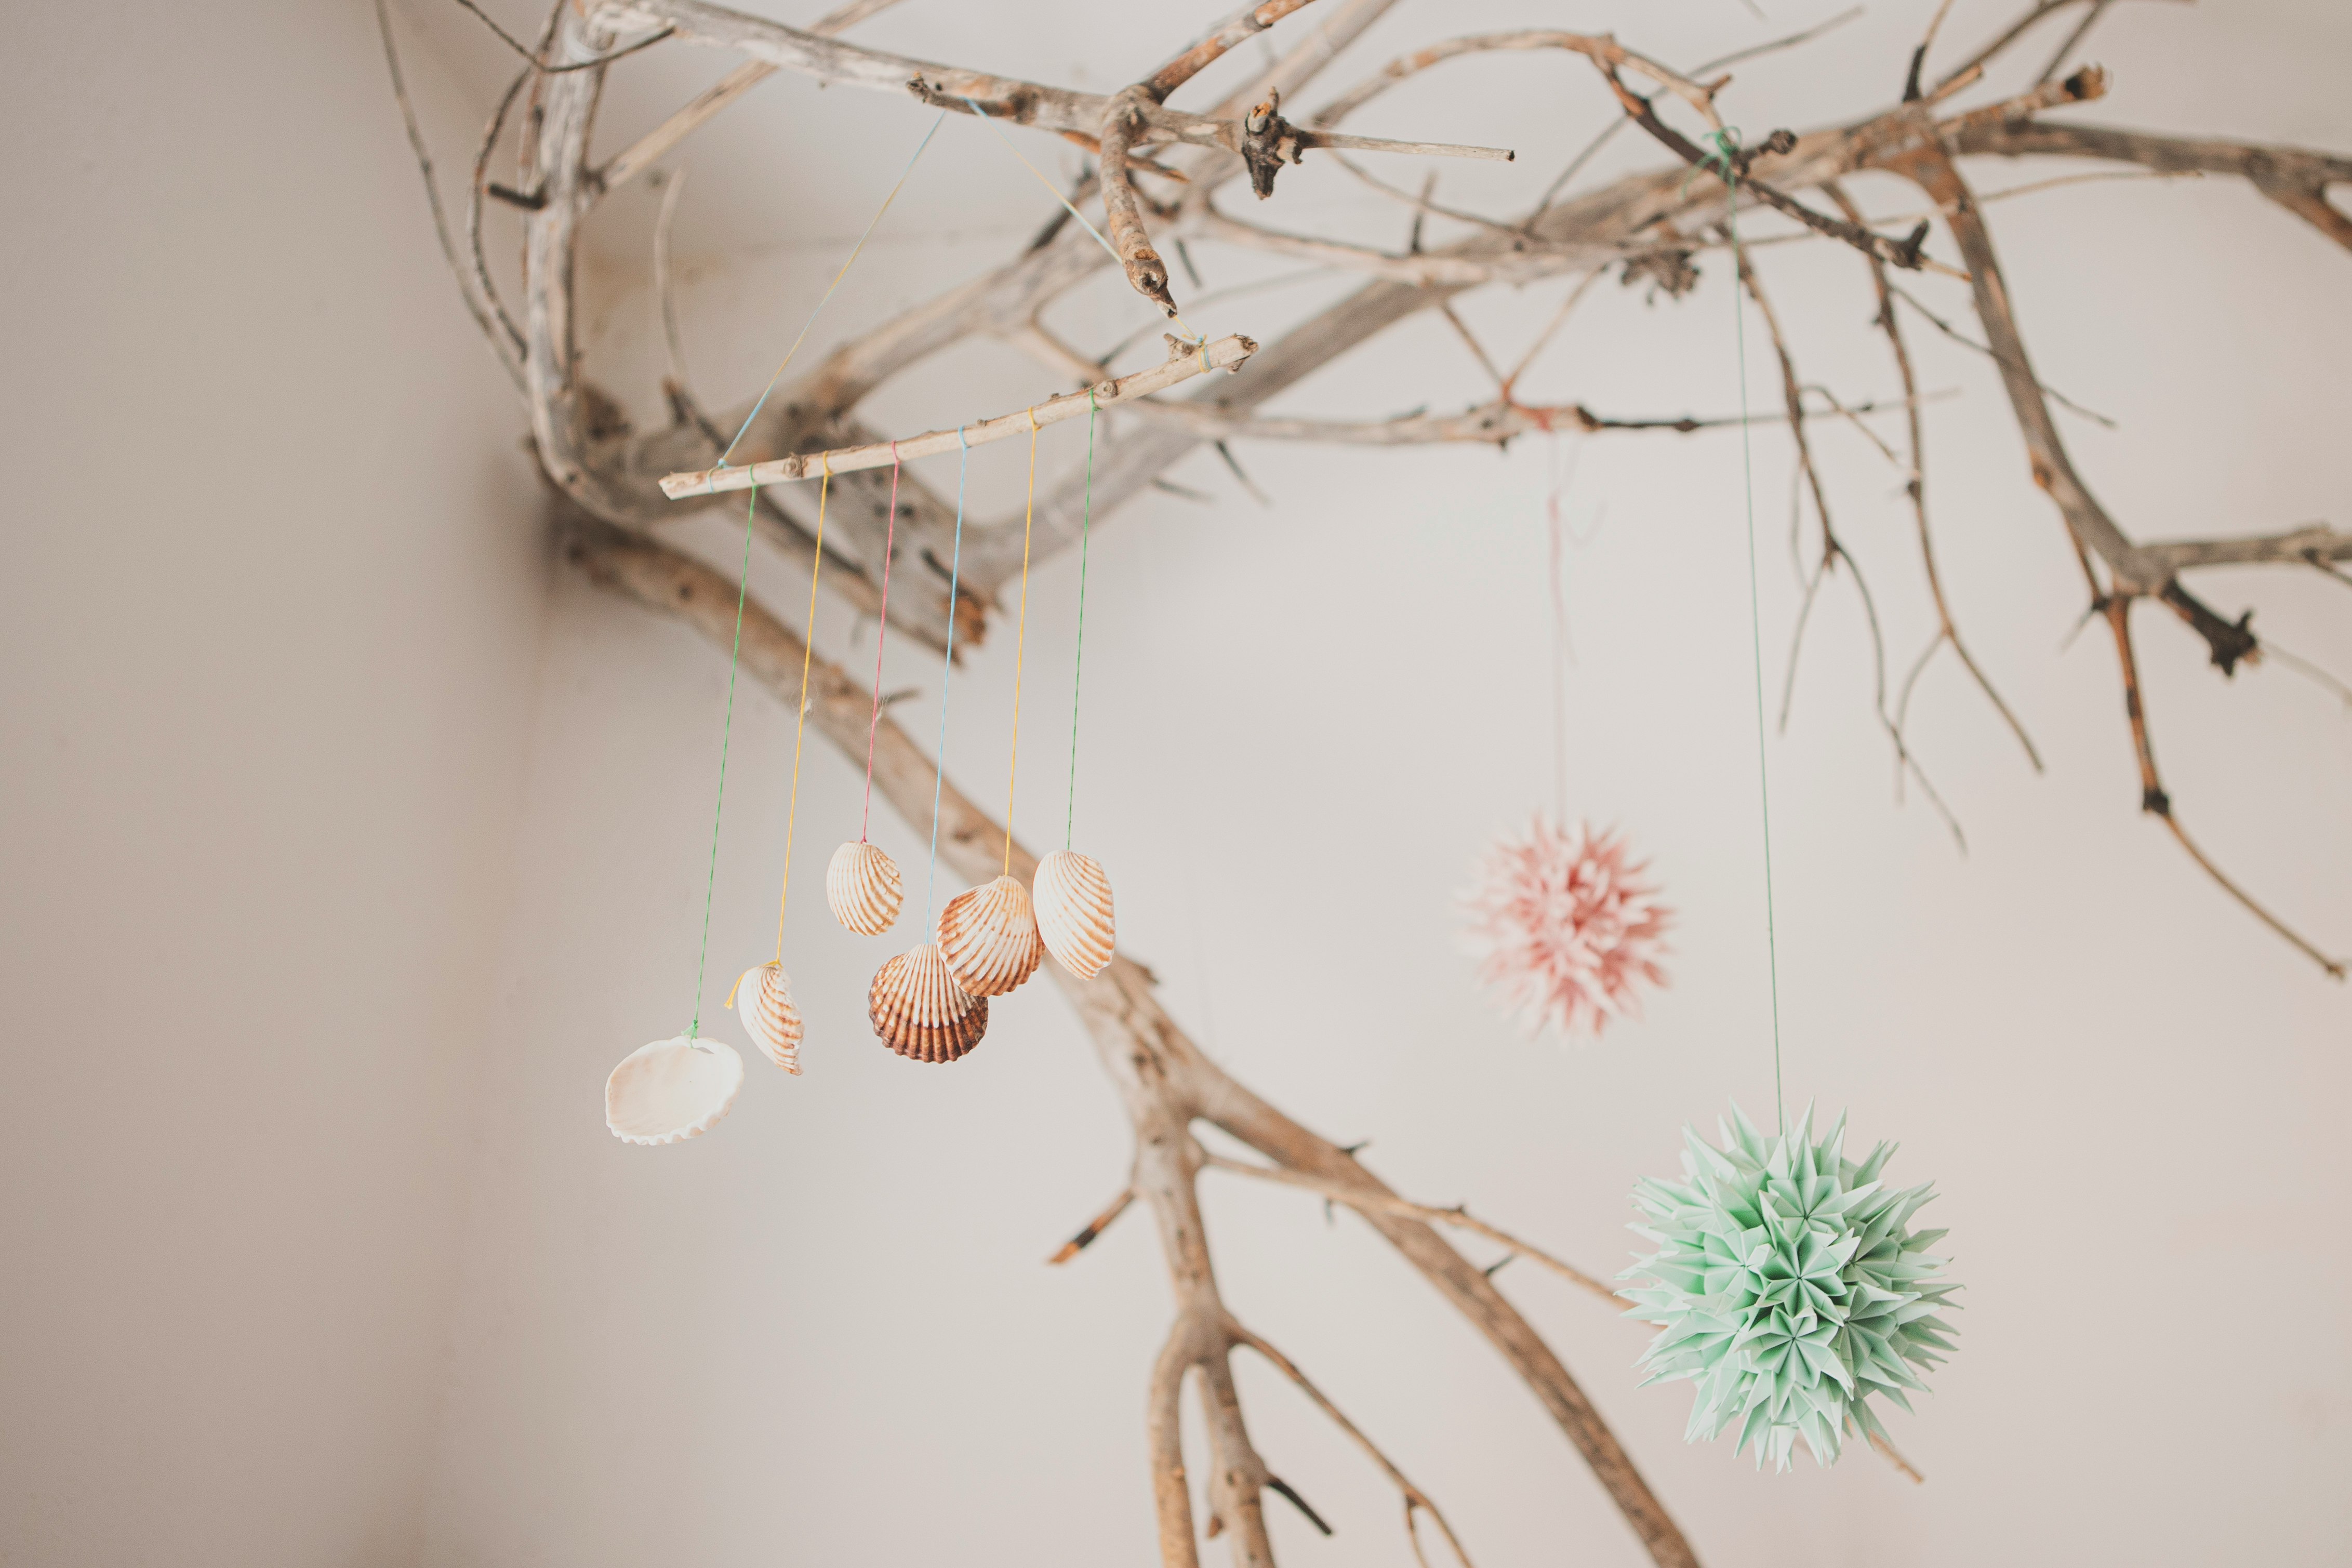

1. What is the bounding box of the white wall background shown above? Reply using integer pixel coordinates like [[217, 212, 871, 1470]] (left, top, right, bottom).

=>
[[6, 3, 2348, 1566]]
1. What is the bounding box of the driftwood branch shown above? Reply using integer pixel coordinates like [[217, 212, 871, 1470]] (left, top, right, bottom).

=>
[[568, 515, 1703, 1566], [386, 3, 2352, 1558]]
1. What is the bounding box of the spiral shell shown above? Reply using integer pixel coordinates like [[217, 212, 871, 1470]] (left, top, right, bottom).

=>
[[605, 1036, 744, 1146], [735, 961, 803, 1075], [868, 942, 989, 1064], [826, 840, 903, 935], [1034, 850, 1116, 978], [936, 874, 1045, 997]]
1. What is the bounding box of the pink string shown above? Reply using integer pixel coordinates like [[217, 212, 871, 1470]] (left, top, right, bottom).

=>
[[859, 444, 901, 839]]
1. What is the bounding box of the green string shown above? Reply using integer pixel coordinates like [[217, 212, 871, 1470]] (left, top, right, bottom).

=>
[[1705, 126, 1786, 1133], [687, 476, 761, 1043], [1064, 392, 1098, 851]]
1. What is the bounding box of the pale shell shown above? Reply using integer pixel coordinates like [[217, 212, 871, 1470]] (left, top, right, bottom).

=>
[[869, 942, 989, 1064], [735, 961, 803, 1075], [827, 840, 903, 935], [605, 1036, 744, 1146], [1034, 849, 1116, 978], [936, 874, 1044, 997]]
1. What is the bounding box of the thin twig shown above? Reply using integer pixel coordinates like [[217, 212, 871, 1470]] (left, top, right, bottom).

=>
[[1049, 1187, 1137, 1263], [1886, 283, 2117, 428], [1202, 1153, 1618, 1303], [449, 0, 675, 72]]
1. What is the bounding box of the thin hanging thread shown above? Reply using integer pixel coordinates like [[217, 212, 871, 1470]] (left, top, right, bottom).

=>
[[858, 444, 903, 839], [768, 459, 832, 966], [1062, 392, 1098, 850], [926, 429, 970, 927], [717, 112, 947, 468], [690, 475, 762, 1039], [1003, 407, 1041, 876], [1705, 128, 1787, 1133]]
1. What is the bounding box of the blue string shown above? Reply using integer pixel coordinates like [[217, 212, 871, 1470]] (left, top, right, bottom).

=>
[[1706, 127, 1786, 1134], [687, 474, 761, 1043], [926, 428, 969, 927], [717, 111, 948, 468]]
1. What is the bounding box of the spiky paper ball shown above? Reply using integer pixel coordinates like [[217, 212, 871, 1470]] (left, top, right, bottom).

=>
[[1459, 815, 1668, 1038], [1620, 1106, 1959, 1472]]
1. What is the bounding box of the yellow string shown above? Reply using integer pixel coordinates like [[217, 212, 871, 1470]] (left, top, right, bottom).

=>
[[774, 456, 831, 962], [1003, 407, 1040, 876]]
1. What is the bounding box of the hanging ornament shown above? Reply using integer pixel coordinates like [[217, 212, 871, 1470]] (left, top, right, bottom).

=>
[[1034, 849, 1116, 977], [1459, 814, 1669, 1038], [1619, 1106, 1959, 1472], [605, 1037, 745, 1146], [827, 839, 903, 935], [937, 874, 1045, 996], [869, 942, 989, 1062], [732, 961, 803, 1074]]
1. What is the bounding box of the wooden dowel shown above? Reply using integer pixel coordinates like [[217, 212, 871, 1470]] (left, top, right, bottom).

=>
[[658, 332, 1258, 498], [1301, 130, 1515, 162]]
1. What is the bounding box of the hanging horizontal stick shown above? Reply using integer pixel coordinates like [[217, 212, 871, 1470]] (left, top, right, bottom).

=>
[[658, 333, 1259, 499]]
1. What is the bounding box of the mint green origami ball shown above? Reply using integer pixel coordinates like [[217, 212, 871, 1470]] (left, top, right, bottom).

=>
[[1619, 1106, 1959, 1471]]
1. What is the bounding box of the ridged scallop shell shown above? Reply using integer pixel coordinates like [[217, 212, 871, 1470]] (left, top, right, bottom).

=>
[[936, 874, 1044, 996], [1034, 849, 1116, 978], [734, 961, 803, 1074], [868, 942, 989, 1064], [827, 840, 903, 935], [605, 1036, 744, 1146]]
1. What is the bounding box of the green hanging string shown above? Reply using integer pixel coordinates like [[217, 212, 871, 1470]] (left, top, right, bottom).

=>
[[1702, 126, 1787, 1133], [1064, 392, 1098, 851], [686, 476, 761, 1043]]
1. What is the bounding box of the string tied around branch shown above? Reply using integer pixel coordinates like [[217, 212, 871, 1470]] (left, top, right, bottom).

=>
[[1682, 125, 1744, 197]]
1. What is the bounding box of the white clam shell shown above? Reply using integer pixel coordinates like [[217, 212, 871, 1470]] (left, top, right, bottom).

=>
[[605, 1036, 744, 1145], [827, 840, 903, 935], [936, 874, 1044, 997], [869, 942, 988, 1064], [1034, 850, 1115, 978], [735, 962, 803, 1075]]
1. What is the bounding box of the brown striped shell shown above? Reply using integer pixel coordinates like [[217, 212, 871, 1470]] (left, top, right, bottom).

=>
[[735, 961, 803, 1075], [826, 840, 903, 935], [868, 942, 989, 1064], [604, 1037, 744, 1146], [1034, 849, 1116, 978], [936, 874, 1044, 997]]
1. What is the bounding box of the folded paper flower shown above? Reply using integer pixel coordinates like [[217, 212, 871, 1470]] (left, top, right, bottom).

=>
[[1619, 1105, 1959, 1471], [1459, 814, 1668, 1038]]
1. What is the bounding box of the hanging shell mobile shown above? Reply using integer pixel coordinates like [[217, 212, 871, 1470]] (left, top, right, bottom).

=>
[[869, 942, 989, 1062], [937, 874, 1045, 996], [826, 840, 903, 935], [733, 961, 804, 1074], [1033, 850, 1116, 978], [604, 1036, 745, 1145]]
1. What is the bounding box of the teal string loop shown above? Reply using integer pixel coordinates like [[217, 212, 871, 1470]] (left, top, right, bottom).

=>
[[1682, 124, 1744, 198], [687, 474, 761, 1043], [926, 428, 969, 927], [1707, 129, 1786, 1132], [1064, 391, 1098, 851]]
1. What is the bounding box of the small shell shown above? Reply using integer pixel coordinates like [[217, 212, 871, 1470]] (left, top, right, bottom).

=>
[[605, 1036, 745, 1146], [827, 840, 903, 935], [735, 961, 803, 1075], [936, 874, 1044, 997], [869, 942, 989, 1064], [1034, 849, 1116, 978]]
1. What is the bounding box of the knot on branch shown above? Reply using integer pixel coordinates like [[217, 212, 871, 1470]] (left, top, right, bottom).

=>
[[1622, 247, 1700, 301], [1240, 89, 1304, 200], [2160, 581, 2260, 676], [2142, 786, 2172, 817]]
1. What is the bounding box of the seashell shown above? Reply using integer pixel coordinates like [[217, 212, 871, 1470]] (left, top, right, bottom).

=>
[[868, 942, 989, 1064], [936, 874, 1045, 997], [734, 961, 803, 1075], [827, 840, 903, 935], [605, 1036, 744, 1146], [1033, 849, 1116, 978]]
